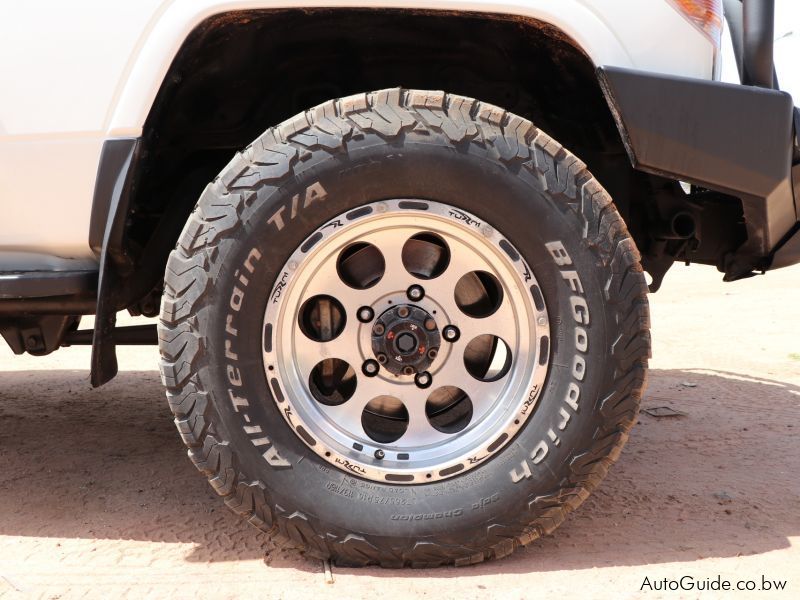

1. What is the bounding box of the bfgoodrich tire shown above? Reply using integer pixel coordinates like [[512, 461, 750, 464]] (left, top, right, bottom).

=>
[[158, 88, 650, 567]]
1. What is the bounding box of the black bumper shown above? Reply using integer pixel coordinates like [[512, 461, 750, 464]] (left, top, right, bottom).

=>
[[598, 66, 799, 274]]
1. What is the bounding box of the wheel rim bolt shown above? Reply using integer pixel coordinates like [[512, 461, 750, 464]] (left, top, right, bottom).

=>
[[407, 285, 425, 302], [414, 371, 432, 388], [362, 359, 379, 377], [357, 306, 374, 323], [397, 306, 410, 318], [376, 353, 388, 364], [374, 449, 385, 460], [373, 323, 385, 335], [427, 348, 438, 360], [424, 318, 436, 331], [442, 325, 460, 342], [402, 366, 415, 376]]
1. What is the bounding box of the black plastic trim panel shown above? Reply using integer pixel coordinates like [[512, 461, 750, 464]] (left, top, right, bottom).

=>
[[89, 139, 139, 257], [771, 223, 800, 269], [89, 137, 141, 386], [598, 66, 797, 273]]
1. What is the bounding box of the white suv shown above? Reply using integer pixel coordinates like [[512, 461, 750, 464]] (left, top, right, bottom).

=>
[[1, 0, 797, 567]]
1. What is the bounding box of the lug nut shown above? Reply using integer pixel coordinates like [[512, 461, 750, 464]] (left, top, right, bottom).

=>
[[374, 449, 385, 460], [357, 306, 374, 323], [424, 318, 436, 331], [376, 353, 388, 364], [402, 365, 415, 376], [407, 285, 425, 302], [362, 359, 380, 377], [373, 323, 385, 335], [414, 371, 432, 389], [397, 306, 410, 318], [442, 325, 460, 342], [427, 348, 438, 360]]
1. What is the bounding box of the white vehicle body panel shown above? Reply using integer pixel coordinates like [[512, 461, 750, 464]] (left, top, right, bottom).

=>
[[0, 0, 713, 270]]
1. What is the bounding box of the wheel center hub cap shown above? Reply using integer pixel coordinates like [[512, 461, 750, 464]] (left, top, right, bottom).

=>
[[371, 304, 440, 375], [396, 332, 417, 354]]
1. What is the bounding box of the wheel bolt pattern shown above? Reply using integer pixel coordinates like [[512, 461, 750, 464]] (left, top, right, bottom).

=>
[[442, 325, 460, 342], [407, 284, 425, 302], [414, 371, 432, 389], [362, 359, 380, 377], [370, 304, 440, 376]]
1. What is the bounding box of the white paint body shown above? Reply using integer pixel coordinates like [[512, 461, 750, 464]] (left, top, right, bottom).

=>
[[0, 0, 716, 270]]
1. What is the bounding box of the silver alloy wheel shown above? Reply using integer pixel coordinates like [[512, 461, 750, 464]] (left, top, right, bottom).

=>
[[262, 200, 550, 483]]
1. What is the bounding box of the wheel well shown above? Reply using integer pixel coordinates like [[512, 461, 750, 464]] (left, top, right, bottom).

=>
[[121, 8, 667, 312]]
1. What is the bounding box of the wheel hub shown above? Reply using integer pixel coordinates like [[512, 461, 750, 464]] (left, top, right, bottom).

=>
[[371, 305, 440, 376]]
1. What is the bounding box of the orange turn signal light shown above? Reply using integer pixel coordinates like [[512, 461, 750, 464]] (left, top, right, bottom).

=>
[[667, 0, 723, 48]]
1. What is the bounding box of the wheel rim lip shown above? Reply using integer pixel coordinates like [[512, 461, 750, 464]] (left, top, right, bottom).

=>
[[262, 199, 550, 484]]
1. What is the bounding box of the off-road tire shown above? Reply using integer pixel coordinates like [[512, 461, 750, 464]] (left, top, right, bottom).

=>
[[158, 88, 650, 567]]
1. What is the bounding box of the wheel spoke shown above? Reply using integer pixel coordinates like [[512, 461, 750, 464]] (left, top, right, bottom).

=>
[[424, 255, 482, 318], [319, 377, 414, 442], [400, 396, 450, 446], [462, 302, 518, 345], [432, 349, 508, 420], [294, 318, 362, 381], [300, 268, 371, 317], [427, 261, 467, 307], [433, 263, 518, 348], [299, 228, 413, 311], [317, 384, 375, 437], [356, 228, 414, 296]]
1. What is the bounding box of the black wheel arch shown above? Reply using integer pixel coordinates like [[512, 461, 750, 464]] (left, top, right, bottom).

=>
[[99, 8, 652, 313]]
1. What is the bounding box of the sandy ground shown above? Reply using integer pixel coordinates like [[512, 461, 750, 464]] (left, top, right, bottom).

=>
[[0, 264, 798, 599]]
